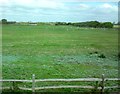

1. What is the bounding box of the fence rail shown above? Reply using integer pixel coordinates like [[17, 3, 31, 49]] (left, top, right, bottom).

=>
[[0, 74, 119, 93], [0, 79, 32, 82], [1, 78, 119, 82]]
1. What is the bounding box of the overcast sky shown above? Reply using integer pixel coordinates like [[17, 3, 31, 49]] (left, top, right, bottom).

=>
[[0, 0, 119, 22]]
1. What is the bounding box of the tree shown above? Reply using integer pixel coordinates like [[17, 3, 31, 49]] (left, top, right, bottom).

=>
[[87, 21, 100, 28], [1, 19, 7, 24], [102, 22, 113, 28]]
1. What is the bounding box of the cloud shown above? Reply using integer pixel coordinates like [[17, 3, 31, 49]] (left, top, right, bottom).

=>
[[79, 4, 90, 10], [51, 0, 119, 2], [0, 0, 65, 9], [102, 3, 113, 8], [0, 0, 10, 6], [98, 3, 118, 14], [0, 1, 118, 22], [100, 3, 118, 12], [85, 3, 118, 22]]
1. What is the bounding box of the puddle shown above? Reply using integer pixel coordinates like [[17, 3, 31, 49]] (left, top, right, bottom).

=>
[[2, 55, 53, 63], [56, 55, 98, 63], [55, 55, 118, 67], [2, 54, 118, 67], [2, 55, 21, 63]]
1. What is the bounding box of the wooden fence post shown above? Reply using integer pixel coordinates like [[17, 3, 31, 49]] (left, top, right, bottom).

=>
[[11, 81, 18, 91], [32, 74, 35, 93], [101, 74, 105, 94], [95, 81, 99, 90], [12, 81, 15, 91]]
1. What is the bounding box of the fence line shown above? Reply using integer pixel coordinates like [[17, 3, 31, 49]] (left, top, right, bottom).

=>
[[1, 78, 118, 82], [0, 74, 119, 93]]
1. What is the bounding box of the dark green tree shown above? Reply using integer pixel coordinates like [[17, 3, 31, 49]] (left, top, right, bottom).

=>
[[102, 22, 113, 28], [1, 19, 7, 24]]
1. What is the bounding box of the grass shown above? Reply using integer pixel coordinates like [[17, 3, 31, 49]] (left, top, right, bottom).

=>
[[2, 24, 119, 92]]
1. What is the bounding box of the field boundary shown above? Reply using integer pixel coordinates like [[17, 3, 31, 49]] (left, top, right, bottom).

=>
[[0, 74, 119, 93]]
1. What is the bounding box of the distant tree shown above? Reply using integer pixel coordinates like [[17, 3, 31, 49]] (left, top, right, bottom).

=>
[[7, 21, 16, 24], [67, 22, 72, 25], [1, 19, 7, 24], [55, 22, 67, 25], [55, 21, 113, 28], [88, 21, 100, 28], [72, 21, 101, 28], [101, 22, 113, 28]]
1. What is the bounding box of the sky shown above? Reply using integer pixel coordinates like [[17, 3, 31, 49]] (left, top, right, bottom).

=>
[[0, 0, 119, 22]]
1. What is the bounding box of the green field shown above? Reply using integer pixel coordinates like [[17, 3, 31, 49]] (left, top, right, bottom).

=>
[[2, 24, 119, 92]]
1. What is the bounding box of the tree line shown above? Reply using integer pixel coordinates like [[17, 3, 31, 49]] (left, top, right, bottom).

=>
[[1, 19, 16, 24], [1, 19, 116, 28], [55, 21, 114, 28]]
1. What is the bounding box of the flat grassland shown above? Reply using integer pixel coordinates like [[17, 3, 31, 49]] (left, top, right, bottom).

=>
[[2, 24, 118, 91]]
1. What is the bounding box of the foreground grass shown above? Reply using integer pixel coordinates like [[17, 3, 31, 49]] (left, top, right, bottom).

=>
[[2, 24, 119, 92]]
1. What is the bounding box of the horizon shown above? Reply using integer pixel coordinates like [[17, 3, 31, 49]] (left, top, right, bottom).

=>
[[1, 19, 117, 23], [0, 0, 119, 23]]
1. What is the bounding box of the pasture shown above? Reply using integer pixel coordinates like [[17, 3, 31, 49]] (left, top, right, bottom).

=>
[[2, 24, 119, 92]]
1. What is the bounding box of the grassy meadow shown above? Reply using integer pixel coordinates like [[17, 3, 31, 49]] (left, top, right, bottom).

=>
[[2, 24, 119, 92]]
